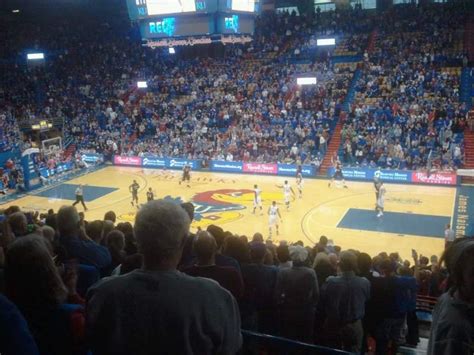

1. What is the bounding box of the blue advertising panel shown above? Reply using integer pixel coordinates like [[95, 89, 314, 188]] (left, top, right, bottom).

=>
[[209, 160, 243, 172], [277, 164, 316, 177], [325, 167, 454, 185], [167, 158, 202, 170], [142, 156, 167, 168], [327, 167, 411, 182], [39, 162, 74, 178], [209, 160, 316, 177], [81, 153, 103, 164]]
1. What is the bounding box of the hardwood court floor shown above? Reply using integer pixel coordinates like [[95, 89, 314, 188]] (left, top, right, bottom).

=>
[[3, 166, 455, 261]]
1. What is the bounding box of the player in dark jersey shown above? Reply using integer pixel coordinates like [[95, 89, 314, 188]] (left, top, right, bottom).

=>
[[328, 162, 348, 188], [179, 164, 191, 188], [146, 187, 155, 202], [129, 180, 140, 207]]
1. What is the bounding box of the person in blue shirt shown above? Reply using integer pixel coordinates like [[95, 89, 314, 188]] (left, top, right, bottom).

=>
[[57, 206, 111, 270], [0, 294, 39, 355]]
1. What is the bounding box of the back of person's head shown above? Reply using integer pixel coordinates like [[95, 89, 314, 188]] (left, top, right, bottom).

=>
[[106, 230, 125, 252], [379, 258, 395, 276], [4, 206, 21, 216], [102, 220, 115, 242], [193, 231, 217, 263], [5, 235, 66, 308], [389, 252, 400, 262], [442, 238, 474, 301], [40, 225, 56, 244], [104, 211, 116, 223], [48, 209, 54, 215], [45, 213, 57, 231], [319, 235, 328, 246], [339, 251, 358, 273], [328, 253, 338, 268], [87, 220, 104, 243], [120, 253, 144, 275], [419, 256, 429, 266], [207, 224, 225, 249], [180, 202, 195, 222], [57, 206, 80, 237], [313, 252, 329, 267], [250, 242, 267, 264], [116, 222, 137, 255], [8, 212, 28, 237], [289, 245, 308, 266], [357, 252, 372, 276], [223, 235, 249, 264], [135, 200, 190, 268], [252, 233, 264, 243], [276, 245, 290, 263]]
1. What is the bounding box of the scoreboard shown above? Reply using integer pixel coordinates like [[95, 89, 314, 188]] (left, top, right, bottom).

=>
[[126, 0, 259, 39]]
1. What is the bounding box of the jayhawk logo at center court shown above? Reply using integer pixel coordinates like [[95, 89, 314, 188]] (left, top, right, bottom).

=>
[[118, 188, 282, 229]]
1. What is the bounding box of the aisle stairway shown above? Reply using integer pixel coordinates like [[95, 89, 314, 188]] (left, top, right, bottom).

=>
[[465, 15, 474, 63], [463, 129, 474, 184], [319, 69, 361, 175], [366, 29, 378, 54], [465, 131, 474, 165]]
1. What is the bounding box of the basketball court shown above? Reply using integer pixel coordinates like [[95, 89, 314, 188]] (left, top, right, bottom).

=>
[[2, 165, 463, 261]]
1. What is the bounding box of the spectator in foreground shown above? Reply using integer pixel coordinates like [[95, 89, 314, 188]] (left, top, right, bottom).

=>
[[183, 230, 244, 299], [240, 241, 278, 333], [86, 200, 242, 355], [0, 293, 39, 355], [5, 235, 86, 355], [275, 245, 319, 343], [321, 251, 370, 353], [57, 206, 111, 269], [428, 239, 474, 355]]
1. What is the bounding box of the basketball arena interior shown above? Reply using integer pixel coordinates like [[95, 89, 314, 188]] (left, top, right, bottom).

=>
[[0, 0, 474, 354]]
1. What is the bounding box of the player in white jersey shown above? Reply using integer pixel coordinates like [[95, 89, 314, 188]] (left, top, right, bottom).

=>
[[376, 182, 386, 217], [268, 201, 282, 238], [252, 184, 263, 215], [296, 173, 303, 199], [282, 180, 295, 210]]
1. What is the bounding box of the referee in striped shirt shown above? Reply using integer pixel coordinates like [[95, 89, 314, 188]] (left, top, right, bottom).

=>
[[72, 184, 88, 211]]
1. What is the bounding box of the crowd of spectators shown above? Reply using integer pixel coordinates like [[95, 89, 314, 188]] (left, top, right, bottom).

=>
[[0, 5, 471, 172], [0, 200, 472, 354], [343, 5, 469, 170]]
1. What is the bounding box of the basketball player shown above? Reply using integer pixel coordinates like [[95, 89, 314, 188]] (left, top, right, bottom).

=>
[[179, 164, 191, 188], [374, 180, 382, 211], [328, 161, 348, 188], [72, 184, 88, 211], [376, 182, 386, 217], [129, 180, 140, 207], [268, 201, 282, 238], [282, 180, 295, 210], [146, 187, 155, 202], [296, 172, 304, 199], [253, 184, 263, 215]]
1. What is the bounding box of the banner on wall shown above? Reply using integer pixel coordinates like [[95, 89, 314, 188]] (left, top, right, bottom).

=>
[[411, 171, 457, 185], [209, 160, 317, 177], [243, 162, 278, 174], [210, 160, 243, 172], [327, 167, 457, 186], [113, 155, 142, 166], [114, 155, 202, 170], [277, 164, 316, 177], [81, 153, 103, 164], [39, 162, 74, 178]]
